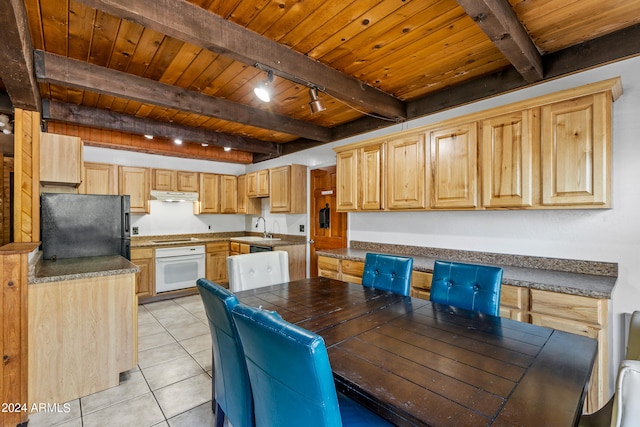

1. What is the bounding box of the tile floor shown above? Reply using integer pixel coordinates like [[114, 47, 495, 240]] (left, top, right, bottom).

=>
[[28, 294, 217, 427]]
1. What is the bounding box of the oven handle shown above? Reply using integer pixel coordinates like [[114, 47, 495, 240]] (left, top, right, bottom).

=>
[[155, 254, 205, 264]]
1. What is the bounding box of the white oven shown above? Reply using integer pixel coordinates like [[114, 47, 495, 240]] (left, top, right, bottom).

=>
[[155, 245, 206, 293]]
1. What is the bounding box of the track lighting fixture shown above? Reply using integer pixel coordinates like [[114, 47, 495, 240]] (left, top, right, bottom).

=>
[[0, 113, 12, 135], [308, 87, 325, 114], [254, 70, 273, 102]]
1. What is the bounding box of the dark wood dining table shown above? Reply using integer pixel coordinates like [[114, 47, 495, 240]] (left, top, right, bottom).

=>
[[235, 277, 598, 427]]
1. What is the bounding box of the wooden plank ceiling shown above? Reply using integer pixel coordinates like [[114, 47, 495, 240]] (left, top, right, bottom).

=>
[[1, 0, 639, 163]]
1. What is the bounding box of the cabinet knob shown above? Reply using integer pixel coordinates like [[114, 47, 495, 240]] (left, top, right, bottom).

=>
[[3, 355, 9, 365], [7, 281, 14, 287]]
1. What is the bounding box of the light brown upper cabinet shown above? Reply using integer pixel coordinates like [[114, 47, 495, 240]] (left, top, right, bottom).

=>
[[247, 169, 269, 198], [177, 171, 198, 192], [336, 143, 384, 211], [152, 170, 198, 192], [118, 166, 150, 214], [386, 134, 426, 209], [219, 175, 238, 214], [541, 92, 611, 206], [428, 123, 478, 209], [270, 164, 307, 214], [80, 162, 118, 195], [40, 132, 83, 186], [481, 110, 538, 208], [197, 173, 221, 214], [237, 174, 261, 214], [152, 169, 176, 191]]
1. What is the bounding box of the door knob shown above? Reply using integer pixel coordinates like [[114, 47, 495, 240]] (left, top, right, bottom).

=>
[[309, 240, 315, 245]]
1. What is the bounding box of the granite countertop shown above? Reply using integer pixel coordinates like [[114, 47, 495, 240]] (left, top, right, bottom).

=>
[[317, 247, 617, 299], [132, 233, 305, 248], [30, 254, 139, 284]]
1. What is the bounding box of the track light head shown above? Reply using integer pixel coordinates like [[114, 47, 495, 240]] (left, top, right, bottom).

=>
[[254, 70, 273, 102], [308, 87, 325, 114]]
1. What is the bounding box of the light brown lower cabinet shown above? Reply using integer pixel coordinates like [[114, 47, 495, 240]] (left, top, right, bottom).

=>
[[131, 248, 154, 299], [317, 255, 609, 413], [28, 273, 137, 406], [206, 242, 229, 285]]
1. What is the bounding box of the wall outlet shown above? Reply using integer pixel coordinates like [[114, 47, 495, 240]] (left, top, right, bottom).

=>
[[132, 226, 139, 235], [299, 224, 304, 232]]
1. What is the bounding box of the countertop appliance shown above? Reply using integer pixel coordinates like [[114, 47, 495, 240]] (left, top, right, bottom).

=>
[[155, 245, 205, 293], [41, 193, 131, 260]]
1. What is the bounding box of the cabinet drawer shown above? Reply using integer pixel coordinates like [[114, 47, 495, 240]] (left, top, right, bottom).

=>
[[411, 271, 433, 291], [131, 248, 153, 259], [501, 284, 529, 310], [318, 256, 339, 273], [412, 288, 430, 300], [229, 242, 240, 252], [207, 242, 229, 252], [530, 289, 604, 326], [342, 260, 364, 278]]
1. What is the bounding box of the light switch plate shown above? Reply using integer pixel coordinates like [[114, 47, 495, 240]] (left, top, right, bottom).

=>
[[299, 225, 304, 232]]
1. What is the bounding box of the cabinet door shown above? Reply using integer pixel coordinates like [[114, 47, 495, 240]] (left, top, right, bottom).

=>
[[198, 173, 220, 213], [236, 174, 260, 214], [541, 93, 610, 206], [131, 249, 153, 299], [81, 162, 118, 195], [206, 243, 229, 284], [361, 143, 384, 210], [247, 171, 258, 197], [270, 166, 291, 213], [40, 133, 83, 185], [119, 166, 150, 213], [386, 134, 426, 209], [429, 123, 478, 208], [257, 169, 269, 197], [152, 169, 176, 191], [177, 171, 198, 192], [341, 260, 364, 284], [336, 149, 358, 211], [220, 175, 238, 214], [481, 110, 536, 208]]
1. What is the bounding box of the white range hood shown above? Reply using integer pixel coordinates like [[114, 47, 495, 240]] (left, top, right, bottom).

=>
[[150, 190, 199, 202]]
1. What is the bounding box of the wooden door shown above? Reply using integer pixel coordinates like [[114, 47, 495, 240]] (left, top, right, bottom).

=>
[[310, 167, 347, 277]]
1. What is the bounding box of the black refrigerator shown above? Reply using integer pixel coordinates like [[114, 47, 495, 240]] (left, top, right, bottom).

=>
[[41, 193, 131, 260]]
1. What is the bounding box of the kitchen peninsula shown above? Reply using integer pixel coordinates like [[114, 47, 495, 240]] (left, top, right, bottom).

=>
[[28, 253, 139, 406], [317, 241, 617, 413]]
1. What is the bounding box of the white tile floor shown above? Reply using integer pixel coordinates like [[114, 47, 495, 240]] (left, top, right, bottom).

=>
[[28, 295, 217, 427]]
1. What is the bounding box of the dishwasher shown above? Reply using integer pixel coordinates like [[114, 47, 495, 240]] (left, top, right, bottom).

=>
[[155, 245, 205, 293]]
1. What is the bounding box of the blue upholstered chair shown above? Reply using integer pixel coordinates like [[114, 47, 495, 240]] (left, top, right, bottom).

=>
[[429, 260, 503, 316], [196, 278, 254, 427], [361, 253, 414, 296], [231, 304, 393, 427]]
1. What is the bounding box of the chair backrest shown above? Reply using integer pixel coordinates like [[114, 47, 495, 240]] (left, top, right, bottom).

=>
[[430, 260, 503, 316], [232, 304, 343, 427], [626, 311, 640, 360], [196, 278, 254, 427], [227, 250, 290, 292], [611, 359, 640, 427], [361, 253, 414, 296]]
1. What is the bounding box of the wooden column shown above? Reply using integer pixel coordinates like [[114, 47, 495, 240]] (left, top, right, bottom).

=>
[[13, 109, 40, 243], [0, 242, 38, 427]]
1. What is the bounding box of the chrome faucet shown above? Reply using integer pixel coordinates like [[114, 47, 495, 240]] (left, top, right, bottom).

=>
[[256, 216, 267, 238]]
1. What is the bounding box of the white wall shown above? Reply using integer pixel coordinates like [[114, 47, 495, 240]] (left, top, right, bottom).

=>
[[85, 57, 640, 392]]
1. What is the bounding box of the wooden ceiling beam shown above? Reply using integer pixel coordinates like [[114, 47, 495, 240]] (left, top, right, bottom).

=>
[[34, 51, 332, 142], [43, 100, 281, 156], [76, 0, 407, 120], [0, 0, 41, 111], [456, 0, 543, 83]]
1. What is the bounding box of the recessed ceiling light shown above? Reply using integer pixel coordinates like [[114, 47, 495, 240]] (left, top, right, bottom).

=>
[[224, 147, 231, 152], [174, 138, 183, 145], [201, 143, 209, 147], [144, 134, 154, 139]]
